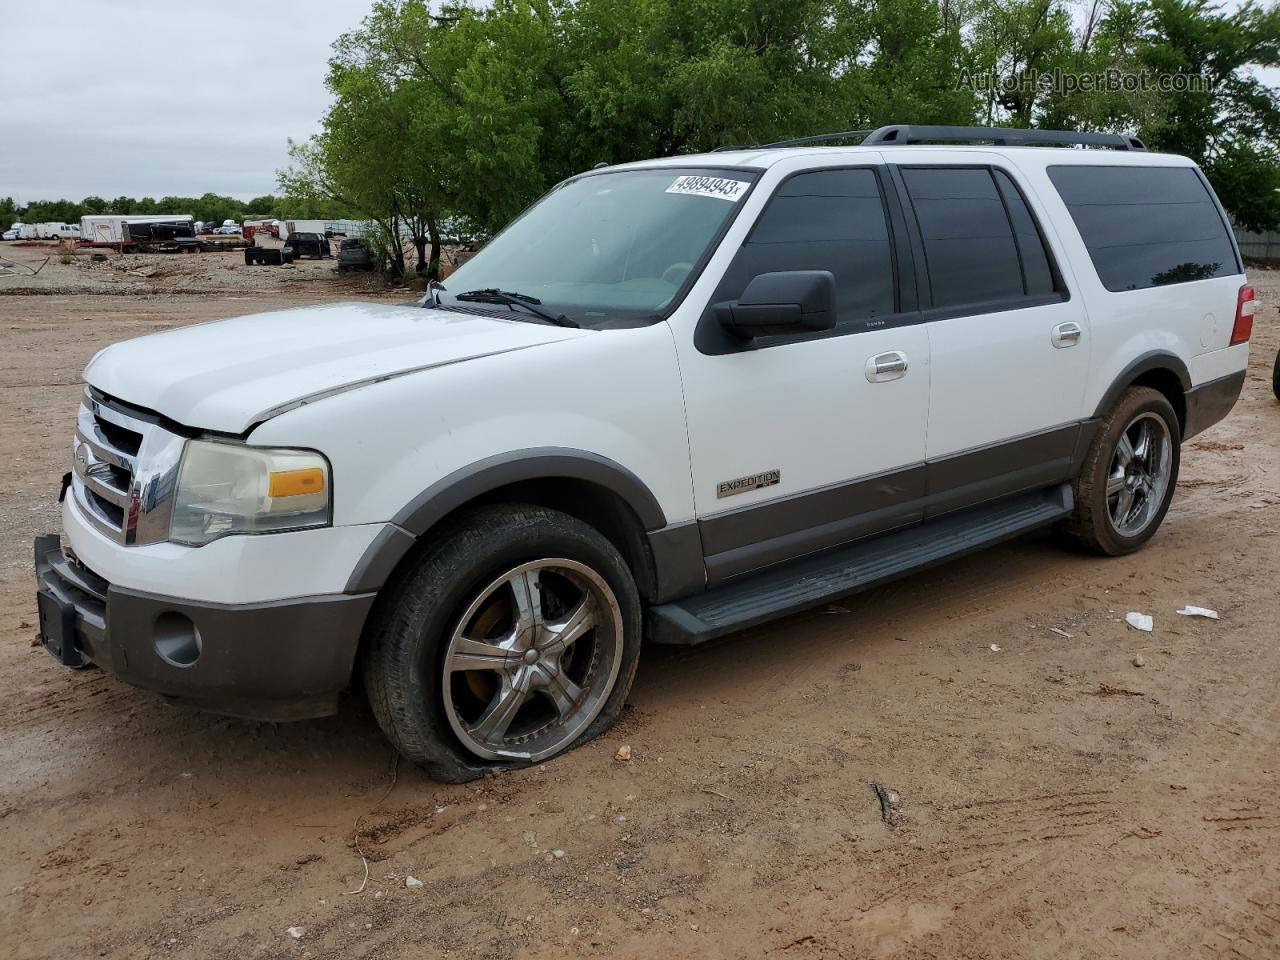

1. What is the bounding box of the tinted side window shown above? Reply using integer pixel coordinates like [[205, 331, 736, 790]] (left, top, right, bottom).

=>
[[718, 168, 895, 327], [901, 167, 1023, 309], [1047, 165, 1239, 291], [993, 170, 1056, 297]]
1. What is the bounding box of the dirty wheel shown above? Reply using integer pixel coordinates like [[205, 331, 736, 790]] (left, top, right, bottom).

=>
[[1062, 386, 1180, 556], [441, 559, 624, 762], [362, 505, 641, 782]]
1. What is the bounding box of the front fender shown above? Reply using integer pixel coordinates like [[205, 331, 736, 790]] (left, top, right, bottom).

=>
[[247, 323, 694, 586]]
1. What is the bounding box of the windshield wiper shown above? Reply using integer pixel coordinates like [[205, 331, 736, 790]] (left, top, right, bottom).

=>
[[454, 288, 579, 328]]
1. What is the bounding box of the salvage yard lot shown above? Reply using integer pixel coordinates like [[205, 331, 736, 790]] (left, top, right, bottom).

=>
[[1, 247, 1278, 960]]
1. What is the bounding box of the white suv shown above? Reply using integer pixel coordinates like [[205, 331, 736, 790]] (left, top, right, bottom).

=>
[[36, 125, 1253, 781]]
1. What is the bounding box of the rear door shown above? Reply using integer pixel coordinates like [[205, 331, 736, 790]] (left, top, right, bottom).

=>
[[674, 158, 933, 584], [892, 158, 1092, 516]]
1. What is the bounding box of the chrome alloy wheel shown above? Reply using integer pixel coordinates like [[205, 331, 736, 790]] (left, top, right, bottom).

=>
[[1106, 412, 1173, 538], [441, 559, 624, 762]]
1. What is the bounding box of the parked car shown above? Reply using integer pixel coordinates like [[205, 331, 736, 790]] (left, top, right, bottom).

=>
[[282, 231, 329, 260], [336, 237, 373, 271], [35, 125, 1252, 782], [1, 228, 18, 241]]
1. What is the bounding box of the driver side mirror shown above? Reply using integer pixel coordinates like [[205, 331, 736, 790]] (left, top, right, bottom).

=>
[[715, 270, 836, 339]]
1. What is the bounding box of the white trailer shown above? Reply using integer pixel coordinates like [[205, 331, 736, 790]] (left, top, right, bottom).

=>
[[17, 223, 39, 240], [279, 218, 367, 239], [79, 215, 195, 249]]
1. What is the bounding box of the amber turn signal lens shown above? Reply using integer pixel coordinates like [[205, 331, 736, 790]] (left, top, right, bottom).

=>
[[268, 467, 326, 498]]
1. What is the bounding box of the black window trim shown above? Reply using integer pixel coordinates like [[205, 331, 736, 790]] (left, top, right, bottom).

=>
[[891, 162, 1071, 320], [1045, 162, 1244, 293], [992, 169, 1032, 295], [693, 162, 918, 356]]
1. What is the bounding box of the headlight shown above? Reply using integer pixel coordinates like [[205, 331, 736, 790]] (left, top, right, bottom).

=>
[[169, 440, 331, 546]]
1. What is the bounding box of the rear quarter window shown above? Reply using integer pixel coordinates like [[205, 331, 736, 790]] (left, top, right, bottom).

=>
[[1047, 165, 1239, 292]]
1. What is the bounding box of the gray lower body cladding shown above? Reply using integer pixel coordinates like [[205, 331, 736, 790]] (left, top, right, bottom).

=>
[[1183, 369, 1246, 439], [34, 534, 373, 721]]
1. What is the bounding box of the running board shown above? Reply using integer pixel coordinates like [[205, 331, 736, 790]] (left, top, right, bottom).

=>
[[649, 484, 1073, 645]]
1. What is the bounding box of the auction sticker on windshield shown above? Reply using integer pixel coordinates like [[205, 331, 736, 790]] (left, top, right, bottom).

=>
[[665, 175, 749, 201]]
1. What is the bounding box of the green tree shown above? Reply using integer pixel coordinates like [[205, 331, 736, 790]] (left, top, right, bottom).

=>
[[1036, 0, 1280, 229], [965, 0, 1078, 125], [1132, 0, 1280, 230], [246, 195, 280, 216], [853, 0, 976, 126], [282, 0, 1280, 246], [286, 0, 978, 250]]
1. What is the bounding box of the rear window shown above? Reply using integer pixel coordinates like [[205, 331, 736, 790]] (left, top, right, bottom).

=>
[[1047, 165, 1239, 292]]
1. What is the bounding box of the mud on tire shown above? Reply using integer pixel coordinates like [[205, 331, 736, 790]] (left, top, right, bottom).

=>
[[1062, 386, 1181, 556], [361, 505, 642, 783]]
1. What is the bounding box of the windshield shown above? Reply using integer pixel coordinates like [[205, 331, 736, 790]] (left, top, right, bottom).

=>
[[437, 167, 757, 325]]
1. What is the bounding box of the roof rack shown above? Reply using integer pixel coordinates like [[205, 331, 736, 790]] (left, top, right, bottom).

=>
[[759, 129, 874, 149], [712, 124, 1145, 153], [863, 124, 1145, 150], [710, 130, 873, 152]]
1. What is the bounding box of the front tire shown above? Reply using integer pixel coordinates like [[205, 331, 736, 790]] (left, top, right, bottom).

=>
[[362, 505, 642, 782], [1063, 386, 1181, 556]]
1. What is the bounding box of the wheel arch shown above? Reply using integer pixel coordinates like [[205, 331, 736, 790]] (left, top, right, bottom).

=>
[[345, 449, 671, 604], [1092, 352, 1190, 436]]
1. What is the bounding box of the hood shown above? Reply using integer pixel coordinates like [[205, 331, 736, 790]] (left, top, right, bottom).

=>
[[84, 301, 589, 434]]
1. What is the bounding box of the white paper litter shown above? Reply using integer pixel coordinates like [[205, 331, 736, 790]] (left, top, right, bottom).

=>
[[989, 644, 1002, 652], [286, 927, 304, 939], [405, 876, 423, 888], [1125, 612, 1153, 632], [1050, 627, 1074, 639], [1177, 606, 1219, 619]]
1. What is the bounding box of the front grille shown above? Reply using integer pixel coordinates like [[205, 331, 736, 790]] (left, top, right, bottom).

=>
[[71, 389, 184, 545], [95, 417, 142, 456]]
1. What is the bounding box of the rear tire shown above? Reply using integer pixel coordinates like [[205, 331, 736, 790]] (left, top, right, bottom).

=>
[[1062, 386, 1181, 556], [362, 505, 642, 782]]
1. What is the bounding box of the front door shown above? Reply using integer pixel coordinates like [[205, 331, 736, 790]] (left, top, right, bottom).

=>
[[674, 162, 932, 584]]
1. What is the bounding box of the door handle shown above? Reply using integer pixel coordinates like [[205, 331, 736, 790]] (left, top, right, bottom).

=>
[[865, 351, 908, 383], [1052, 321, 1083, 348]]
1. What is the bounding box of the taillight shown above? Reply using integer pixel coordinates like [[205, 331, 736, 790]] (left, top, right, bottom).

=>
[[1230, 284, 1255, 345]]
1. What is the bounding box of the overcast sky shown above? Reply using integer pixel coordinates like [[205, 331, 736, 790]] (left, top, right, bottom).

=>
[[3, 1, 1275, 205], [0, 1, 376, 203]]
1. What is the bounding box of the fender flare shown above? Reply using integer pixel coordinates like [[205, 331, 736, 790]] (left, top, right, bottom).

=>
[[1091, 351, 1191, 422], [344, 448, 668, 594]]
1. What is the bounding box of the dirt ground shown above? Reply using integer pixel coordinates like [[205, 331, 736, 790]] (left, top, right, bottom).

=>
[[1, 247, 1277, 960]]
